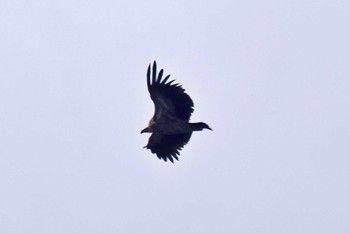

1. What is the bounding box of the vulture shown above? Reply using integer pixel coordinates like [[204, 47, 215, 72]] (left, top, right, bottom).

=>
[[141, 61, 212, 162]]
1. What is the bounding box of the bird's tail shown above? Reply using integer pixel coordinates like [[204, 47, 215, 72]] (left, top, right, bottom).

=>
[[190, 122, 212, 131]]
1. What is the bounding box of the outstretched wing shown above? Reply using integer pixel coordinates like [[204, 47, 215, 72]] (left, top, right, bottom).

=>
[[144, 133, 193, 162], [147, 61, 194, 121]]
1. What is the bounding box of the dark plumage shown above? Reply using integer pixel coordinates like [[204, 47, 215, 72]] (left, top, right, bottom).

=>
[[141, 61, 212, 162]]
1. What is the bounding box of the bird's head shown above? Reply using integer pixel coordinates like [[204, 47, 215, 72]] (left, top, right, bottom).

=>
[[140, 118, 155, 134], [140, 127, 152, 134]]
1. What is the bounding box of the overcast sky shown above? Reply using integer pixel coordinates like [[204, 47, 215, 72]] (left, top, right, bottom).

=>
[[1, 0, 349, 232]]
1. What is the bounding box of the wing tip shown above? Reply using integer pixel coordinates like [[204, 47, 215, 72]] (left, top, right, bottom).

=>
[[147, 61, 177, 87]]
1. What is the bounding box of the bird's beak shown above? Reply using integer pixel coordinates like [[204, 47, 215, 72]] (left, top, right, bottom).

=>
[[140, 127, 149, 134]]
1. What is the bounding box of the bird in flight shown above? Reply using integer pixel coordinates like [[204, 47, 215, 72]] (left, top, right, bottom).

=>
[[141, 61, 212, 162]]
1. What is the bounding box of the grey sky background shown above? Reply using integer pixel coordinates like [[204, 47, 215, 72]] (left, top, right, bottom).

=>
[[1, 0, 349, 232]]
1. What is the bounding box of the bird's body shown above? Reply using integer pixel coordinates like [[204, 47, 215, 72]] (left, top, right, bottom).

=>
[[143, 116, 208, 134], [141, 61, 212, 162]]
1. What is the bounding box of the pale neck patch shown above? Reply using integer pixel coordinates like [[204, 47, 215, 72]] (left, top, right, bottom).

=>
[[148, 118, 155, 127]]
